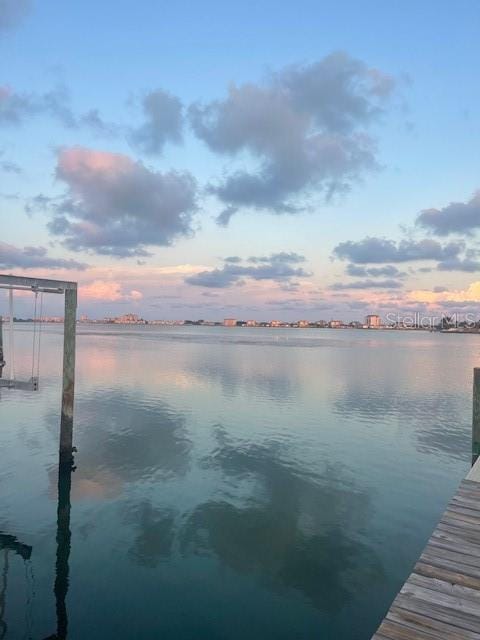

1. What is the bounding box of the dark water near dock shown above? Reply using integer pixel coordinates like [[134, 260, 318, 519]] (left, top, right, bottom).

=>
[[0, 326, 475, 639]]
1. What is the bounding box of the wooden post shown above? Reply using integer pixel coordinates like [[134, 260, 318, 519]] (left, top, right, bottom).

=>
[[0, 315, 4, 378], [59, 287, 77, 466], [473, 368, 480, 465]]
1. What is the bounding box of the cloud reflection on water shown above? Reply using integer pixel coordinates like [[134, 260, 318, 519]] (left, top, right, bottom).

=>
[[334, 386, 469, 460], [114, 421, 384, 614], [126, 502, 176, 568], [46, 389, 192, 501], [179, 430, 384, 611]]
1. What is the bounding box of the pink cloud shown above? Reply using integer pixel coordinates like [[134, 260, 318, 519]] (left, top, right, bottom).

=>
[[80, 279, 143, 302], [57, 147, 131, 183], [48, 146, 198, 257]]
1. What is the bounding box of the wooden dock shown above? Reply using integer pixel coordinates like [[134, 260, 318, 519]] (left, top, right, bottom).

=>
[[372, 459, 480, 639]]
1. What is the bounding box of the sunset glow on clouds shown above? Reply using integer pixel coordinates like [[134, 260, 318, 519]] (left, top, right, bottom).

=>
[[47, 146, 198, 257], [80, 280, 143, 303], [1, 2, 480, 320], [409, 282, 480, 305]]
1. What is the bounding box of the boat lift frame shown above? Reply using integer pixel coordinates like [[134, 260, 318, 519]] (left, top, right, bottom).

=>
[[0, 274, 77, 465]]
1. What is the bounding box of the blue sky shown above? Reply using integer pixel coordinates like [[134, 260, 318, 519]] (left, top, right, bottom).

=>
[[1, 0, 480, 320]]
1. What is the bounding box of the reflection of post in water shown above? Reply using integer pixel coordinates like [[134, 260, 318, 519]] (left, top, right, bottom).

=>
[[43, 456, 74, 640], [0, 316, 4, 379], [0, 534, 32, 640], [0, 550, 7, 640], [55, 460, 73, 640]]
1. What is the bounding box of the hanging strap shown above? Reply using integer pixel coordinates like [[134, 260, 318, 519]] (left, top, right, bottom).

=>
[[36, 293, 43, 382], [8, 289, 14, 382], [31, 291, 38, 381]]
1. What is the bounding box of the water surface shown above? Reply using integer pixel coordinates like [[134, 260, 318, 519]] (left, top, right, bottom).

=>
[[0, 326, 475, 639]]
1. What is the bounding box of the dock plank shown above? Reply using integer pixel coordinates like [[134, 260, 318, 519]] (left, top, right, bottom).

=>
[[388, 606, 480, 639], [371, 468, 480, 639]]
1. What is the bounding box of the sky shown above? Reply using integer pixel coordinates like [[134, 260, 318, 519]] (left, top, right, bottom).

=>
[[1, 0, 480, 321]]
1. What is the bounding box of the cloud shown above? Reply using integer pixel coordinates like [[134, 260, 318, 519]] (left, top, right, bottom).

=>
[[335, 234, 480, 274], [24, 193, 55, 214], [216, 206, 238, 227], [0, 85, 37, 125], [0, 0, 31, 32], [0, 84, 117, 134], [185, 252, 310, 288], [248, 251, 305, 264], [330, 279, 402, 290], [410, 281, 480, 304], [417, 191, 480, 236], [348, 300, 369, 309], [189, 51, 394, 222], [45, 146, 197, 257], [333, 237, 463, 264], [0, 241, 88, 270], [186, 267, 239, 288], [0, 150, 21, 173], [130, 90, 183, 155], [0, 160, 20, 173], [437, 256, 480, 272], [81, 280, 143, 302], [345, 263, 405, 277], [265, 297, 333, 312], [78, 108, 119, 137]]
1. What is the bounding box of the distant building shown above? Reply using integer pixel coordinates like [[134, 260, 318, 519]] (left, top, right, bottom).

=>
[[114, 313, 146, 324], [270, 320, 282, 327], [246, 320, 257, 327], [224, 318, 237, 327], [329, 320, 342, 328], [365, 314, 381, 328], [298, 320, 310, 328]]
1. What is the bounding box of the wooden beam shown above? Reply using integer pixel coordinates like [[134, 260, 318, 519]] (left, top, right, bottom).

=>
[[0, 284, 64, 294], [0, 274, 77, 291]]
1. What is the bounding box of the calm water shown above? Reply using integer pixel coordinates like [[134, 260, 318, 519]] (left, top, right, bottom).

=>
[[0, 325, 476, 639]]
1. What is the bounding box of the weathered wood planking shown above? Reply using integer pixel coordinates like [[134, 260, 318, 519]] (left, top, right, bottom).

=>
[[372, 467, 480, 640]]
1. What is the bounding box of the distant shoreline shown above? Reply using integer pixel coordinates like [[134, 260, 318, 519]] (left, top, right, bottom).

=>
[[6, 319, 480, 334]]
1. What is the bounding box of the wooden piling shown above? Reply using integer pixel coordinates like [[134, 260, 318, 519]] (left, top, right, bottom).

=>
[[473, 368, 480, 465], [0, 315, 4, 378], [59, 287, 77, 465]]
